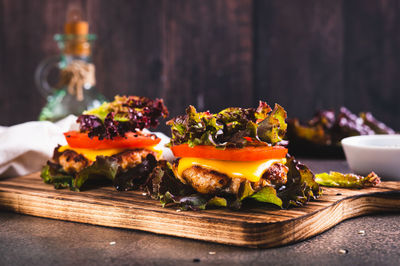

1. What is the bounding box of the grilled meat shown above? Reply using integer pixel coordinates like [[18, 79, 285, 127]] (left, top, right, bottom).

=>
[[57, 150, 91, 174], [54, 147, 158, 174], [174, 161, 288, 195], [252, 163, 288, 191], [180, 165, 230, 194], [112, 149, 158, 170]]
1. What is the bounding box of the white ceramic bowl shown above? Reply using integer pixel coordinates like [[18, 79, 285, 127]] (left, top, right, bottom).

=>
[[341, 135, 400, 180]]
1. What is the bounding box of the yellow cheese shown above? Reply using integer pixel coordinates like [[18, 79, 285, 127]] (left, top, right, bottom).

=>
[[176, 157, 286, 183], [58, 145, 127, 161], [58, 145, 162, 161]]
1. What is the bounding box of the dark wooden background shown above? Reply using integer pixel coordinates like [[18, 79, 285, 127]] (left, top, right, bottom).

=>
[[1, 0, 399, 132]]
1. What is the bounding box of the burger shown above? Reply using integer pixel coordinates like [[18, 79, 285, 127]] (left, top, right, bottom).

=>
[[41, 95, 169, 191], [146, 102, 321, 210]]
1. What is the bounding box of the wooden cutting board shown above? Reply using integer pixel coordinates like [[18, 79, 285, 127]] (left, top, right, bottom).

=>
[[0, 172, 399, 248]]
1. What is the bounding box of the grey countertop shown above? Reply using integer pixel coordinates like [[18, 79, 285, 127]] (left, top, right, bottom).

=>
[[1, 159, 399, 266]]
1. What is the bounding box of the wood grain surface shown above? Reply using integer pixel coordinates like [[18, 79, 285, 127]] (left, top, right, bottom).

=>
[[1, 0, 400, 131], [254, 0, 344, 120], [0, 173, 399, 248]]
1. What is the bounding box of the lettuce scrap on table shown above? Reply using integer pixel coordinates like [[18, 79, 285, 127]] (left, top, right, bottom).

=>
[[315, 171, 381, 188]]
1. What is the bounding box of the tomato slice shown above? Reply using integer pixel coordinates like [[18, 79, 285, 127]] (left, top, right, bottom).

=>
[[170, 144, 287, 161], [64, 131, 161, 150]]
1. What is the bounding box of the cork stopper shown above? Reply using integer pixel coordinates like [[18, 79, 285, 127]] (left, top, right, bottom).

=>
[[64, 9, 88, 35], [65, 21, 89, 35], [63, 9, 91, 56]]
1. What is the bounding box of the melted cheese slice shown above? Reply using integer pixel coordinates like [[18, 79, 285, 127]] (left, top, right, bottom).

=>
[[58, 145, 162, 161], [177, 157, 286, 183]]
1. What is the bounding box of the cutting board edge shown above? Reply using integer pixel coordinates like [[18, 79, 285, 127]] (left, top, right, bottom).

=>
[[254, 192, 400, 248]]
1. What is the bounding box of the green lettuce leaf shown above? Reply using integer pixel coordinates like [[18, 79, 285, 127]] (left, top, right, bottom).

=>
[[257, 104, 287, 144], [113, 154, 158, 191], [146, 161, 194, 197], [83, 102, 111, 121], [178, 195, 209, 210], [83, 95, 168, 122], [42, 154, 158, 192], [238, 181, 255, 200], [287, 118, 329, 145], [145, 161, 207, 210], [74, 156, 119, 190], [207, 196, 228, 207], [40, 164, 74, 189], [250, 186, 283, 207], [167, 101, 286, 148], [40, 164, 53, 184], [83, 97, 141, 122], [315, 171, 381, 188], [277, 156, 322, 208], [78, 95, 169, 139]]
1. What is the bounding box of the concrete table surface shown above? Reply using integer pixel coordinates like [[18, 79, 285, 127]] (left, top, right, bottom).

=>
[[1, 159, 399, 266]]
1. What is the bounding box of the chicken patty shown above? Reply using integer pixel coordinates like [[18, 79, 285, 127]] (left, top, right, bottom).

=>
[[174, 161, 288, 195], [112, 149, 158, 170], [57, 150, 91, 174], [252, 163, 288, 191], [180, 165, 230, 194], [54, 148, 158, 174]]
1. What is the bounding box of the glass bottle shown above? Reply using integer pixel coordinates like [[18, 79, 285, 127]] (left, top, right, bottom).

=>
[[35, 12, 106, 122]]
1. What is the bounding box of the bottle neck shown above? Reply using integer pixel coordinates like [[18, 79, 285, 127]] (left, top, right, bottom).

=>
[[62, 54, 92, 64], [55, 34, 96, 61]]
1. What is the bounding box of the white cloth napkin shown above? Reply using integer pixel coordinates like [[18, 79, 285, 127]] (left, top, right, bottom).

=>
[[0, 116, 172, 178]]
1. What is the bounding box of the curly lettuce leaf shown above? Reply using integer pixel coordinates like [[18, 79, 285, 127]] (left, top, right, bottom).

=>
[[287, 107, 395, 148], [315, 171, 381, 188], [150, 165, 210, 210], [167, 106, 221, 148], [84, 102, 111, 121], [332, 107, 374, 142], [278, 156, 322, 208], [146, 161, 194, 197], [40, 164, 74, 189], [238, 180, 255, 200], [250, 186, 283, 207], [287, 118, 329, 145], [167, 101, 286, 148], [207, 196, 228, 207], [360, 112, 395, 135], [113, 154, 157, 191], [42, 154, 158, 192], [257, 104, 287, 144], [78, 95, 169, 139], [177, 195, 209, 210], [74, 156, 119, 190]]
